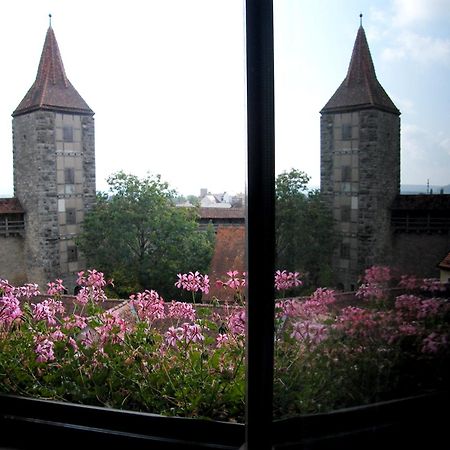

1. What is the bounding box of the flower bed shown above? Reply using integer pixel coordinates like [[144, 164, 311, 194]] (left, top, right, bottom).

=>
[[1, 267, 449, 422]]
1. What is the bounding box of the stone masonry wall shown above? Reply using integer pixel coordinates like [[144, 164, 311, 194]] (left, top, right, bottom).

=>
[[320, 109, 400, 289], [82, 115, 96, 213], [357, 109, 400, 272], [13, 111, 60, 288]]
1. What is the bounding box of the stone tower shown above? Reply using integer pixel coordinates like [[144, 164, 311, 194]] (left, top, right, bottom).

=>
[[12, 24, 95, 289], [320, 25, 400, 290]]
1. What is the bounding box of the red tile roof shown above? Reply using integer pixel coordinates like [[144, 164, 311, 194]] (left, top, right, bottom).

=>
[[438, 252, 450, 271], [203, 225, 246, 302], [0, 198, 24, 214], [198, 207, 245, 220], [13, 27, 93, 117], [321, 26, 399, 115]]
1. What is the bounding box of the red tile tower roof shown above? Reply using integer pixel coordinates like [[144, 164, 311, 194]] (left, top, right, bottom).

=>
[[438, 252, 450, 271], [13, 26, 93, 117], [321, 26, 400, 115], [0, 198, 24, 214]]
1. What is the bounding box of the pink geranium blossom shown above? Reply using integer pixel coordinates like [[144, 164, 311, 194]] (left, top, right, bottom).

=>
[[0, 294, 22, 326], [31, 299, 65, 325], [131, 290, 165, 323], [34, 336, 55, 363], [274, 270, 302, 291], [167, 301, 196, 321], [175, 271, 210, 295]]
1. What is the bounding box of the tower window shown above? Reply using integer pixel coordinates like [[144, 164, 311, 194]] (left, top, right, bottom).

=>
[[342, 165, 352, 182], [342, 124, 352, 140], [63, 126, 74, 142], [67, 246, 78, 262], [64, 168, 75, 184], [340, 243, 350, 259], [66, 208, 76, 225], [341, 206, 351, 222]]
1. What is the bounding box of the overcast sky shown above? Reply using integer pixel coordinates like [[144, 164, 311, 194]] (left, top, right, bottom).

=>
[[0, 0, 449, 197]]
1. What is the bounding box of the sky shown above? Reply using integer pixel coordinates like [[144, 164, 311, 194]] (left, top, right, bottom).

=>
[[0, 0, 449, 197]]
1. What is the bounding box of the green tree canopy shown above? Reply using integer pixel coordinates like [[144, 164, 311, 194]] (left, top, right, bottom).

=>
[[276, 168, 336, 289], [77, 172, 214, 299]]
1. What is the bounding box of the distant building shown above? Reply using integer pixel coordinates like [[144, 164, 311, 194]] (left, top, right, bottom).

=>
[[198, 207, 245, 232], [199, 188, 244, 208], [321, 24, 450, 290], [0, 24, 95, 289]]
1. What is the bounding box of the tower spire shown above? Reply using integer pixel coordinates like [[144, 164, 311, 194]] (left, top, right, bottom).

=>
[[13, 25, 93, 116], [321, 24, 399, 114], [49, 13, 52, 27], [360, 13, 363, 27]]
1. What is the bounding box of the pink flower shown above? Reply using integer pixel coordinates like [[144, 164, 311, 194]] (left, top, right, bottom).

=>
[[216, 333, 229, 348], [291, 321, 328, 346], [96, 313, 127, 345], [175, 271, 210, 294], [131, 290, 165, 323], [167, 301, 196, 321], [47, 279, 66, 296], [0, 294, 22, 326], [63, 314, 87, 330], [165, 326, 180, 347], [15, 283, 40, 299], [421, 333, 448, 354], [274, 270, 302, 291], [421, 278, 445, 293], [227, 309, 246, 335], [34, 336, 55, 363], [398, 275, 420, 291], [75, 270, 110, 304], [31, 299, 65, 325], [310, 288, 336, 305]]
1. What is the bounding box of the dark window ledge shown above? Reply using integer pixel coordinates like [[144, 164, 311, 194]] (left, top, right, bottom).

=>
[[1, 391, 448, 449]]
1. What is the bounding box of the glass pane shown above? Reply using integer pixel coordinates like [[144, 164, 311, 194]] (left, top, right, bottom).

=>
[[273, 2, 450, 423], [0, 1, 247, 425]]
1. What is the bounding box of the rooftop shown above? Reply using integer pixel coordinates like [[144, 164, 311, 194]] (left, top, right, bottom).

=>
[[0, 198, 24, 214], [321, 25, 399, 115], [13, 26, 93, 117]]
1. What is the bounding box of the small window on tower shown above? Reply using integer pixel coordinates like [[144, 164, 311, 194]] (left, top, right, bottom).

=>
[[340, 243, 350, 260], [341, 206, 351, 222], [342, 124, 352, 140], [67, 246, 78, 262], [64, 168, 75, 184], [66, 208, 76, 225], [63, 126, 74, 142], [342, 165, 352, 182]]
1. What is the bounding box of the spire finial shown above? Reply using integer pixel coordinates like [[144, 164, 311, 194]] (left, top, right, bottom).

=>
[[49, 13, 52, 27], [359, 13, 363, 27]]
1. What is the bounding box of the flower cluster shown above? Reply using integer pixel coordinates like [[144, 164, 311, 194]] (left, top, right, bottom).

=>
[[47, 279, 66, 296], [216, 270, 246, 290], [175, 271, 210, 294], [131, 289, 165, 324], [33, 335, 55, 363], [165, 322, 205, 347], [0, 293, 22, 327], [75, 269, 111, 305], [31, 299, 65, 325], [356, 266, 392, 301], [167, 301, 196, 321], [274, 270, 302, 291]]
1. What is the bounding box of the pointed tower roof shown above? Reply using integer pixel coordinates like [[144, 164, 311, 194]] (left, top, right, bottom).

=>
[[13, 26, 93, 117], [321, 26, 399, 115]]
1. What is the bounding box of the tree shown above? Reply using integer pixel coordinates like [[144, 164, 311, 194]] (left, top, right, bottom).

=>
[[276, 169, 336, 289], [77, 172, 215, 300]]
